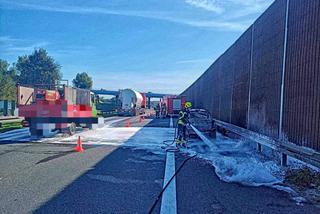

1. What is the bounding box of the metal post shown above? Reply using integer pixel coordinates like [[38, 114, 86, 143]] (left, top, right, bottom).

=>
[[279, 0, 290, 140], [230, 81, 234, 123], [247, 24, 254, 130], [281, 153, 288, 166], [257, 143, 262, 152]]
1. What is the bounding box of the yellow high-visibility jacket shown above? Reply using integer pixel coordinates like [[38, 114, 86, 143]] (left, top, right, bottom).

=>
[[178, 111, 187, 125]]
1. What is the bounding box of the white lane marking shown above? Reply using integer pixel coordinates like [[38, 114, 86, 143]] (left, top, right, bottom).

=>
[[160, 151, 177, 214], [169, 117, 173, 128]]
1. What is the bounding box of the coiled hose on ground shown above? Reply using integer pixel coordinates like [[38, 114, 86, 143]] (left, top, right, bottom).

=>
[[162, 118, 190, 152]]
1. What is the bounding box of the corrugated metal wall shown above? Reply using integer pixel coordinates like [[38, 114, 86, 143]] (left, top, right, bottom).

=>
[[219, 47, 234, 123], [231, 28, 252, 129], [248, 0, 286, 138], [211, 58, 222, 119], [283, 0, 320, 150], [182, 0, 320, 152]]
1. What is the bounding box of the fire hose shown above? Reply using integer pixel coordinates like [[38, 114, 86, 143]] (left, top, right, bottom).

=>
[[147, 154, 197, 214], [148, 119, 196, 213]]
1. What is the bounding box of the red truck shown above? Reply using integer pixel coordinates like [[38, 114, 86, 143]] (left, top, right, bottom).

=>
[[17, 84, 98, 137], [162, 96, 186, 117]]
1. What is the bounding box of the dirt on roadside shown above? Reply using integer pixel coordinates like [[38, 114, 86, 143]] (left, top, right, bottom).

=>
[[285, 168, 320, 205]]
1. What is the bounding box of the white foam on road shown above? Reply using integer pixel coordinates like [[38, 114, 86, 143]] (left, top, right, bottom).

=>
[[160, 151, 177, 214], [50, 126, 174, 155], [188, 125, 282, 187], [0, 117, 128, 143], [55, 126, 142, 146]]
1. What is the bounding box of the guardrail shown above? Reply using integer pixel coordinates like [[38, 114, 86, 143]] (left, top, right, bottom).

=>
[[214, 119, 320, 168]]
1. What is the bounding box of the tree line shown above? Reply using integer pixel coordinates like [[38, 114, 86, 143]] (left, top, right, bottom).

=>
[[0, 48, 93, 101]]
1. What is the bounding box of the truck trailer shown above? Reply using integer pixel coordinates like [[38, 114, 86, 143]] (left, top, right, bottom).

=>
[[118, 89, 146, 116]]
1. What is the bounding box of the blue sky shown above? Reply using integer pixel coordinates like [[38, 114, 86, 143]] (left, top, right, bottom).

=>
[[0, 0, 273, 94]]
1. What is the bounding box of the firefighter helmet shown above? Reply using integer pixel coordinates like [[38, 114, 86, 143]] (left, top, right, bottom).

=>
[[185, 102, 192, 109]]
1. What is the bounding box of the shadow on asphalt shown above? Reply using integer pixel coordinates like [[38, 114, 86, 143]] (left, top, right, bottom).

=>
[[33, 127, 165, 214], [0, 140, 30, 145], [36, 150, 88, 165]]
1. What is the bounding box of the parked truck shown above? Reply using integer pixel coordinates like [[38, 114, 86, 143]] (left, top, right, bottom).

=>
[[118, 89, 146, 116], [162, 95, 186, 117], [17, 84, 98, 137]]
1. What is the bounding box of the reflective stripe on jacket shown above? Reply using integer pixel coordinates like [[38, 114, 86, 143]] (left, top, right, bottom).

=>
[[178, 112, 186, 125]]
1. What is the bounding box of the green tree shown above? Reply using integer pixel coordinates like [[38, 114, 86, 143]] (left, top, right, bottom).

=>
[[0, 59, 16, 101], [72, 72, 93, 89], [16, 48, 62, 88]]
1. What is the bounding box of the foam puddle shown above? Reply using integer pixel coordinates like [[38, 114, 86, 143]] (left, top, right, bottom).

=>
[[186, 134, 283, 186], [50, 126, 142, 146], [183, 133, 310, 205]]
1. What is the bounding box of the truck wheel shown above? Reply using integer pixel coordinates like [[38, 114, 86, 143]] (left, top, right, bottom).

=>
[[68, 123, 76, 135]]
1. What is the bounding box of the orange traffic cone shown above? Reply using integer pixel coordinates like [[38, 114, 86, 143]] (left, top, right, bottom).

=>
[[75, 136, 84, 152], [125, 120, 131, 128]]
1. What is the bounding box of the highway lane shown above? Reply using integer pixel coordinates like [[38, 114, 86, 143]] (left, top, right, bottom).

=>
[[175, 154, 320, 214], [0, 116, 319, 213], [0, 143, 165, 214]]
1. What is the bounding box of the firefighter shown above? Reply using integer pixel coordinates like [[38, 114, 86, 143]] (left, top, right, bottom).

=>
[[176, 101, 192, 147], [155, 103, 161, 118], [161, 103, 167, 118], [177, 111, 187, 146]]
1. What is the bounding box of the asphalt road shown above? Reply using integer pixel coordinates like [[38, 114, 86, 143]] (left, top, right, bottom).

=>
[[0, 116, 319, 214], [0, 143, 165, 214], [175, 154, 319, 214]]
